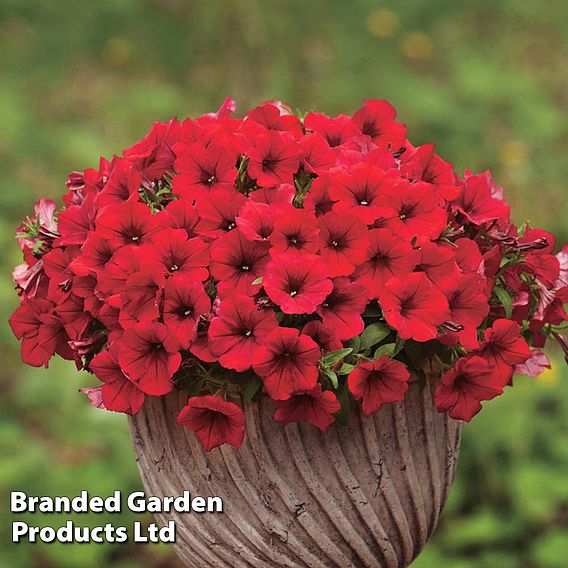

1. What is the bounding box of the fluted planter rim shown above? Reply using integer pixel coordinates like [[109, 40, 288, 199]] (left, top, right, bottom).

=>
[[130, 377, 462, 568]]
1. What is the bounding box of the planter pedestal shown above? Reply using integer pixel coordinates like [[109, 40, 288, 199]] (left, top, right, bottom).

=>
[[129, 378, 462, 568]]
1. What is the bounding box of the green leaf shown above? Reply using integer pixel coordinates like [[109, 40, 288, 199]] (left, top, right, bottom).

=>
[[360, 322, 391, 350], [334, 380, 352, 426], [252, 276, 263, 285], [321, 366, 339, 389], [394, 336, 406, 356], [322, 348, 353, 366], [493, 286, 513, 319], [241, 376, 263, 403], [346, 335, 361, 353], [339, 363, 355, 375], [374, 343, 396, 358]]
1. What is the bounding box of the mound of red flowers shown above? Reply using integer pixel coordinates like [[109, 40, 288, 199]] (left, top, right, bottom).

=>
[[10, 98, 568, 452]]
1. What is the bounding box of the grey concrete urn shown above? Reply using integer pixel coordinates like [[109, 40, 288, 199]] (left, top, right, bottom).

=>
[[129, 376, 462, 568]]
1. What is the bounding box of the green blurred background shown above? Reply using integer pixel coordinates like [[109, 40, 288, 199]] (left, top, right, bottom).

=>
[[1, 0, 567, 566]]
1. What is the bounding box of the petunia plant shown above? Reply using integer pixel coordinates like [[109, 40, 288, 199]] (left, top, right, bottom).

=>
[[9, 99, 568, 452]]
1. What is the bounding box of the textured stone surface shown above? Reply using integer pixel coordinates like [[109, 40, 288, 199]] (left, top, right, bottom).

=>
[[129, 378, 462, 567]]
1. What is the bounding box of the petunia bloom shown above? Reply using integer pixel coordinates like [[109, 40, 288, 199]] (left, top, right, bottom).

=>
[[374, 181, 448, 241], [352, 99, 407, 150], [318, 212, 369, 277], [434, 355, 503, 421], [273, 384, 341, 431], [95, 200, 159, 248], [208, 295, 278, 372], [139, 228, 209, 282], [269, 205, 320, 256], [117, 322, 181, 396], [348, 356, 410, 415], [475, 319, 531, 383], [353, 228, 418, 299], [9, 299, 73, 367], [252, 327, 321, 400], [163, 275, 212, 349], [452, 171, 510, 226], [247, 131, 301, 187], [177, 395, 245, 451], [329, 162, 398, 224], [209, 229, 271, 296], [89, 343, 145, 415], [172, 141, 237, 202], [379, 273, 450, 342], [263, 253, 333, 314], [316, 277, 368, 341]]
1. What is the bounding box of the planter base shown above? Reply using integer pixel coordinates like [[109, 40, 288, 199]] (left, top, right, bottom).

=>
[[129, 379, 461, 568]]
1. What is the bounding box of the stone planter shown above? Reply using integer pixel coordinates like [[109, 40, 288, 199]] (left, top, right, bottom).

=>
[[129, 377, 462, 568]]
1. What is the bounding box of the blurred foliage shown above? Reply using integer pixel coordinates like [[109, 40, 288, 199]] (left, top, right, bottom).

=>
[[0, 0, 566, 566]]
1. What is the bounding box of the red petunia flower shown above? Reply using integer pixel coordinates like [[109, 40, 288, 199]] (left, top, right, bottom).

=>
[[348, 356, 410, 415], [316, 277, 368, 341], [119, 271, 166, 329], [173, 142, 238, 202], [263, 253, 333, 314], [117, 322, 181, 396], [399, 143, 460, 201], [209, 295, 278, 372], [96, 200, 159, 248], [245, 102, 303, 138], [353, 228, 418, 299], [247, 131, 301, 187], [329, 162, 398, 224], [195, 189, 247, 239], [252, 327, 321, 400], [452, 238, 482, 273], [249, 184, 295, 206], [374, 180, 448, 240], [318, 212, 369, 277], [139, 228, 209, 282], [414, 242, 459, 287], [439, 274, 489, 349], [56, 194, 98, 247], [177, 395, 245, 451], [156, 199, 199, 239], [304, 177, 336, 217], [299, 133, 338, 175], [273, 384, 341, 431], [189, 312, 217, 363], [303, 112, 360, 148], [301, 320, 343, 352], [9, 299, 73, 367], [304, 175, 335, 217], [269, 205, 320, 256], [236, 201, 275, 242], [210, 229, 271, 296], [352, 99, 407, 150], [96, 246, 141, 300], [452, 171, 510, 226], [163, 275, 211, 349], [89, 343, 145, 415], [434, 355, 502, 422], [475, 319, 531, 382], [123, 118, 180, 181], [54, 293, 91, 340], [98, 158, 141, 208], [379, 273, 450, 342], [70, 231, 115, 277], [42, 245, 81, 301]]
